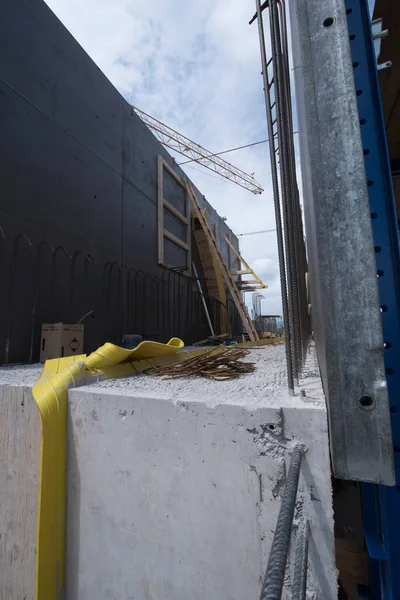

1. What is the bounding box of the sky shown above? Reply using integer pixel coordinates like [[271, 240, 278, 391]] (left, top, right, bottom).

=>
[[44, 0, 296, 316]]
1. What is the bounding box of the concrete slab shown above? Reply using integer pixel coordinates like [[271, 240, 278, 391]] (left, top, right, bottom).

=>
[[65, 345, 336, 599], [90, 343, 323, 409], [0, 383, 41, 600], [0, 345, 336, 599], [0, 363, 42, 387]]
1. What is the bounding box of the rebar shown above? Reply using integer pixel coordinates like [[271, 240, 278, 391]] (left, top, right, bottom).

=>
[[280, 0, 309, 373], [292, 518, 309, 600], [49, 246, 72, 322], [255, 0, 294, 389], [253, 0, 310, 386], [101, 262, 121, 345], [1, 228, 245, 361], [5, 233, 33, 363], [71, 250, 95, 321], [269, 0, 301, 378], [259, 445, 304, 600], [29, 239, 54, 362]]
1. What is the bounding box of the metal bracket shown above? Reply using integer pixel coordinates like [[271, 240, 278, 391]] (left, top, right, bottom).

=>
[[377, 61, 392, 72], [372, 18, 391, 71]]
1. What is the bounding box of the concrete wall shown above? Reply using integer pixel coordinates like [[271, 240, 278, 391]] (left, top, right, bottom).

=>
[[0, 347, 336, 599], [0, 383, 41, 600], [65, 354, 336, 599], [0, 0, 239, 362]]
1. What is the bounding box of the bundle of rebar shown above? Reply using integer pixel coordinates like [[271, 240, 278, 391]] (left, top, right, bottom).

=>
[[146, 347, 256, 380], [252, 0, 310, 390]]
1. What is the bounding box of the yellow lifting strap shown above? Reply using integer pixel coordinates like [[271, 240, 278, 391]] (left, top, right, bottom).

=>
[[32, 338, 183, 599]]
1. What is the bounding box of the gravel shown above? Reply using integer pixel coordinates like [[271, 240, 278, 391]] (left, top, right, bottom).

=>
[[84, 343, 325, 409], [0, 344, 325, 410], [0, 363, 43, 387]]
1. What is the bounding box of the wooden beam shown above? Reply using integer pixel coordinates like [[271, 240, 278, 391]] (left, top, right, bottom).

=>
[[163, 199, 188, 224], [239, 280, 267, 287], [187, 184, 258, 341], [157, 155, 164, 265], [227, 232, 232, 270], [225, 235, 266, 288], [157, 155, 192, 275], [231, 269, 253, 275], [159, 155, 184, 186], [164, 229, 189, 250]]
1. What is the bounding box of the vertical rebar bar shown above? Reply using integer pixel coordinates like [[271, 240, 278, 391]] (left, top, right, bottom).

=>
[[292, 518, 309, 600], [255, 0, 294, 390], [5, 233, 33, 363], [50, 246, 72, 323], [278, 0, 307, 372], [259, 445, 304, 600], [29, 240, 54, 363], [269, 0, 301, 379], [253, 0, 310, 382]]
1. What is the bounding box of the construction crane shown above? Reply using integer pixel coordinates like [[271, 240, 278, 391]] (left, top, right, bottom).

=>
[[132, 106, 264, 195], [237, 228, 276, 236]]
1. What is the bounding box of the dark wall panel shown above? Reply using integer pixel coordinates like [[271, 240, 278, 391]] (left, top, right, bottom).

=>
[[1, 0, 125, 172], [121, 178, 158, 271], [0, 0, 241, 363], [0, 86, 123, 253]]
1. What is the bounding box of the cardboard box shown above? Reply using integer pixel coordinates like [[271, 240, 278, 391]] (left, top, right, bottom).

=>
[[40, 323, 84, 362]]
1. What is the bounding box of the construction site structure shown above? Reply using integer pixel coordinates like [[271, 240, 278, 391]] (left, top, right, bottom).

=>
[[186, 184, 259, 342], [237, 228, 276, 236], [133, 106, 264, 195], [251, 0, 400, 597], [192, 210, 231, 336], [2, 0, 400, 599], [224, 235, 267, 291]]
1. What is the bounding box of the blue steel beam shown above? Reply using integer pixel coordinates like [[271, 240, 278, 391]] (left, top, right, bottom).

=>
[[288, 0, 393, 483], [346, 1, 400, 597]]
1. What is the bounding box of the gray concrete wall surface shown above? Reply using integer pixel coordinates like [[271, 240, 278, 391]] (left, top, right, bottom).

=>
[[65, 345, 337, 599], [0, 347, 336, 599], [0, 381, 41, 600]]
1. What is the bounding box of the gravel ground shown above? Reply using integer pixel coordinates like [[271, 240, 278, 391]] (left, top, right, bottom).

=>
[[0, 363, 43, 387]]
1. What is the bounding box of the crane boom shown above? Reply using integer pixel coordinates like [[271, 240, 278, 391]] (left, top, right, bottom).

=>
[[132, 106, 264, 195], [237, 228, 276, 236]]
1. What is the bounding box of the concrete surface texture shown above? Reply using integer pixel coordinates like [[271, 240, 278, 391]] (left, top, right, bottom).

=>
[[0, 383, 41, 600], [0, 364, 43, 387], [0, 345, 336, 599], [92, 343, 323, 409], [66, 345, 337, 599]]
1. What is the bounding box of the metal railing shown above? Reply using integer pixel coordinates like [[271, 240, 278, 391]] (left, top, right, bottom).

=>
[[259, 445, 309, 600]]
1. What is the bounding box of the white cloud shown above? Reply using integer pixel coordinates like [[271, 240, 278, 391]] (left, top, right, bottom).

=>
[[45, 0, 288, 315]]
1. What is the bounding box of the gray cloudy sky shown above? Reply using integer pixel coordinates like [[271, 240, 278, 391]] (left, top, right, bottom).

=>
[[45, 0, 291, 316]]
